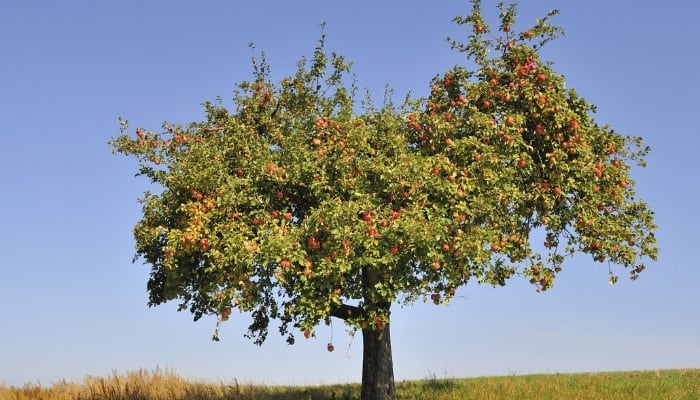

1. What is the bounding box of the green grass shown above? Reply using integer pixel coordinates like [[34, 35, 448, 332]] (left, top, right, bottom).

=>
[[1, 368, 699, 400]]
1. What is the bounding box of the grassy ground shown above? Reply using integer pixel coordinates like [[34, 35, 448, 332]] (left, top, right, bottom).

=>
[[1, 368, 698, 400]]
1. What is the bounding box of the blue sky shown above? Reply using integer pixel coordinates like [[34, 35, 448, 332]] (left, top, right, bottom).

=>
[[1, 0, 699, 387]]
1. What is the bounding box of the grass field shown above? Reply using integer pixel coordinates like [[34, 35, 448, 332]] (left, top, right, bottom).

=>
[[1, 368, 698, 400]]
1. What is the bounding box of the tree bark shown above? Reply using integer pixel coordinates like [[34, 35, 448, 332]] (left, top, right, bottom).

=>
[[361, 322, 396, 400]]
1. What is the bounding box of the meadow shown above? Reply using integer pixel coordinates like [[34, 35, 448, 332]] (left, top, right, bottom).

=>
[[1, 368, 699, 400]]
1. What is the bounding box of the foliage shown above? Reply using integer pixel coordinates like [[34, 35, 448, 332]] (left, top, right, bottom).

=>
[[110, 0, 657, 348]]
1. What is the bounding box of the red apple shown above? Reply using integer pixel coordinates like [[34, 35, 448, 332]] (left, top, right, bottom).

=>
[[307, 236, 320, 249], [374, 316, 385, 330]]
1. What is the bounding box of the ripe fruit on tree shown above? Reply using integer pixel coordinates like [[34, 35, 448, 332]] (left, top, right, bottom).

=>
[[374, 316, 385, 330], [327, 343, 335, 352], [307, 236, 320, 249], [365, 226, 380, 239], [430, 293, 441, 303]]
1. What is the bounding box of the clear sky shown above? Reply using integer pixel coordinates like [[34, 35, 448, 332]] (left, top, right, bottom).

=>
[[1, 0, 698, 387]]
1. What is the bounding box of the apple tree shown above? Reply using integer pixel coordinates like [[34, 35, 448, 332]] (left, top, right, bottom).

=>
[[110, 2, 657, 399]]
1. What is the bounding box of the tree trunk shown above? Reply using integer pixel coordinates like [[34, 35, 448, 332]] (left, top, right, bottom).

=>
[[361, 323, 396, 400]]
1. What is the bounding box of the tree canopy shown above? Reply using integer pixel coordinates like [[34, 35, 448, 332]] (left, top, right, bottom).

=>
[[111, 2, 657, 398]]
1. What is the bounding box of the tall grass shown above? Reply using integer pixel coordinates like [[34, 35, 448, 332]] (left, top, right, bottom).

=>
[[1, 368, 698, 400]]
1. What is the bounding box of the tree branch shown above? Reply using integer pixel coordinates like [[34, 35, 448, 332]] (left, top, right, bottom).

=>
[[331, 303, 362, 320]]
